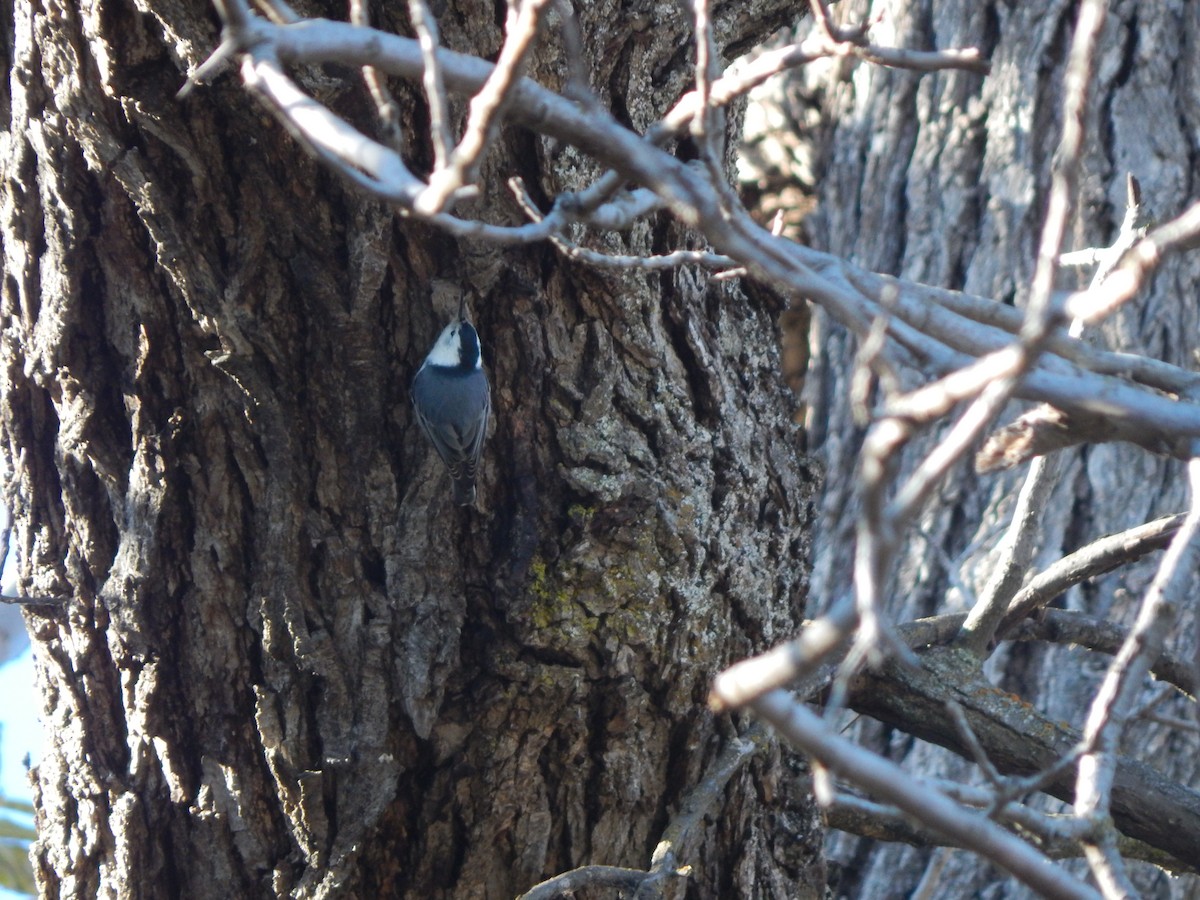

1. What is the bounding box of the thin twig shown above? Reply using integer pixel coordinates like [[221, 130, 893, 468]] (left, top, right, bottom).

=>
[[898, 0, 1106, 520], [517, 726, 766, 899], [1, 593, 67, 606], [552, 0, 595, 104], [803, 0, 985, 74], [947, 700, 1003, 788], [689, 0, 720, 154], [850, 281, 900, 426], [806, 0, 868, 44], [1083, 831, 1141, 900], [986, 746, 1089, 821], [709, 597, 856, 713], [0, 513, 10, 586], [958, 450, 1068, 652], [241, 49, 426, 200], [351, 0, 404, 148], [418, 0, 554, 213], [633, 725, 767, 899], [712, 546, 1200, 717], [684, 0, 748, 235], [1136, 710, 1200, 734], [931, 779, 1078, 842], [406, 0, 453, 166], [1009, 610, 1197, 699], [258, 0, 300, 24], [509, 177, 736, 271], [517, 865, 657, 899], [1074, 453, 1200, 885], [911, 848, 954, 900], [1065, 198, 1200, 324], [836, 258, 1200, 397]]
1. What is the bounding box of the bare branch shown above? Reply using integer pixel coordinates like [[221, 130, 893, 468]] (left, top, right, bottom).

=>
[[824, 786, 1179, 870], [837, 262, 1200, 397], [177, 36, 240, 98], [850, 282, 901, 424], [635, 726, 766, 898], [886, 373, 1016, 522], [958, 446, 1068, 653], [976, 175, 1148, 474], [1074, 454, 1200, 883], [804, 0, 986, 74], [750, 689, 1099, 900], [851, 42, 987, 74], [219, 21, 1200, 462], [509, 177, 737, 272], [1136, 709, 1200, 734], [975, 406, 1077, 473], [350, 0, 404, 148], [848, 647, 1200, 871], [569, 187, 665, 230], [947, 700, 1004, 789], [871, 0, 1107, 556], [518, 865, 661, 900], [1060, 248, 1106, 267], [406, 0, 453, 165], [1011, 611, 1197, 699], [260, 1, 298, 22], [1066, 198, 1200, 325], [851, 0, 1105, 668], [0, 512, 9, 587], [240, 48, 425, 199], [517, 726, 765, 899], [709, 597, 856, 713], [1026, 0, 1105, 334], [1083, 832, 1141, 900], [713, 584, 1198, 727], [806, 0, 869, 44], [688, 0, 721, 159], [1, 593, 67, 606], [551, 0, 594, 104], [656, 20, 988, 152], [898, 608, 1197, 700], [418, 0, 554, 213], [958, 180, 1149, 653], [998, 514, 1184, 638]]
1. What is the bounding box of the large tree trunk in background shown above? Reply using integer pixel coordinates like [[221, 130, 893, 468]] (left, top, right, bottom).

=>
[[742, 0, 1200, 895], [0, 1, 825, 897]]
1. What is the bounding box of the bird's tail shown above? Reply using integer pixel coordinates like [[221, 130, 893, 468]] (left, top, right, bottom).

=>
[[452, 476, 477, 507]]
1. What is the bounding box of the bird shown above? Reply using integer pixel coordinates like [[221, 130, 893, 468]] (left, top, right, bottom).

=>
[[411, 308, 491, 506]]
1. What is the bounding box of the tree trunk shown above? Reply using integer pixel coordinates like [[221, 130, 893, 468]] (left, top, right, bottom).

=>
[[741, 0, 1200, 895], [0, 1, 825, 897]]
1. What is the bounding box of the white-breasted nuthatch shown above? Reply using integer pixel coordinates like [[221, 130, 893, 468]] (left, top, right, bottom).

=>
[[411, 309, 491, 506]]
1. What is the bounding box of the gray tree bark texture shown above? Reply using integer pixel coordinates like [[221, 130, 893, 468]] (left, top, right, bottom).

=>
[[739, 0, 1200, 896], [0, 1, 826, 898]]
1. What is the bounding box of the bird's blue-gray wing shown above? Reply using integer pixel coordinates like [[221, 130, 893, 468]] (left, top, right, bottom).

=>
[[412, 368, 489, 479]]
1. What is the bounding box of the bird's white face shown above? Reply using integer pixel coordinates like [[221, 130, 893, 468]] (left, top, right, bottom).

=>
[[426, 322, 464, 367]]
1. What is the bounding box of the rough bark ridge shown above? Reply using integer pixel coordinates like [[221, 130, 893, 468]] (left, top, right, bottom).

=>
[[741, 0, 1200, 895], [0, 1, 824, 898]]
